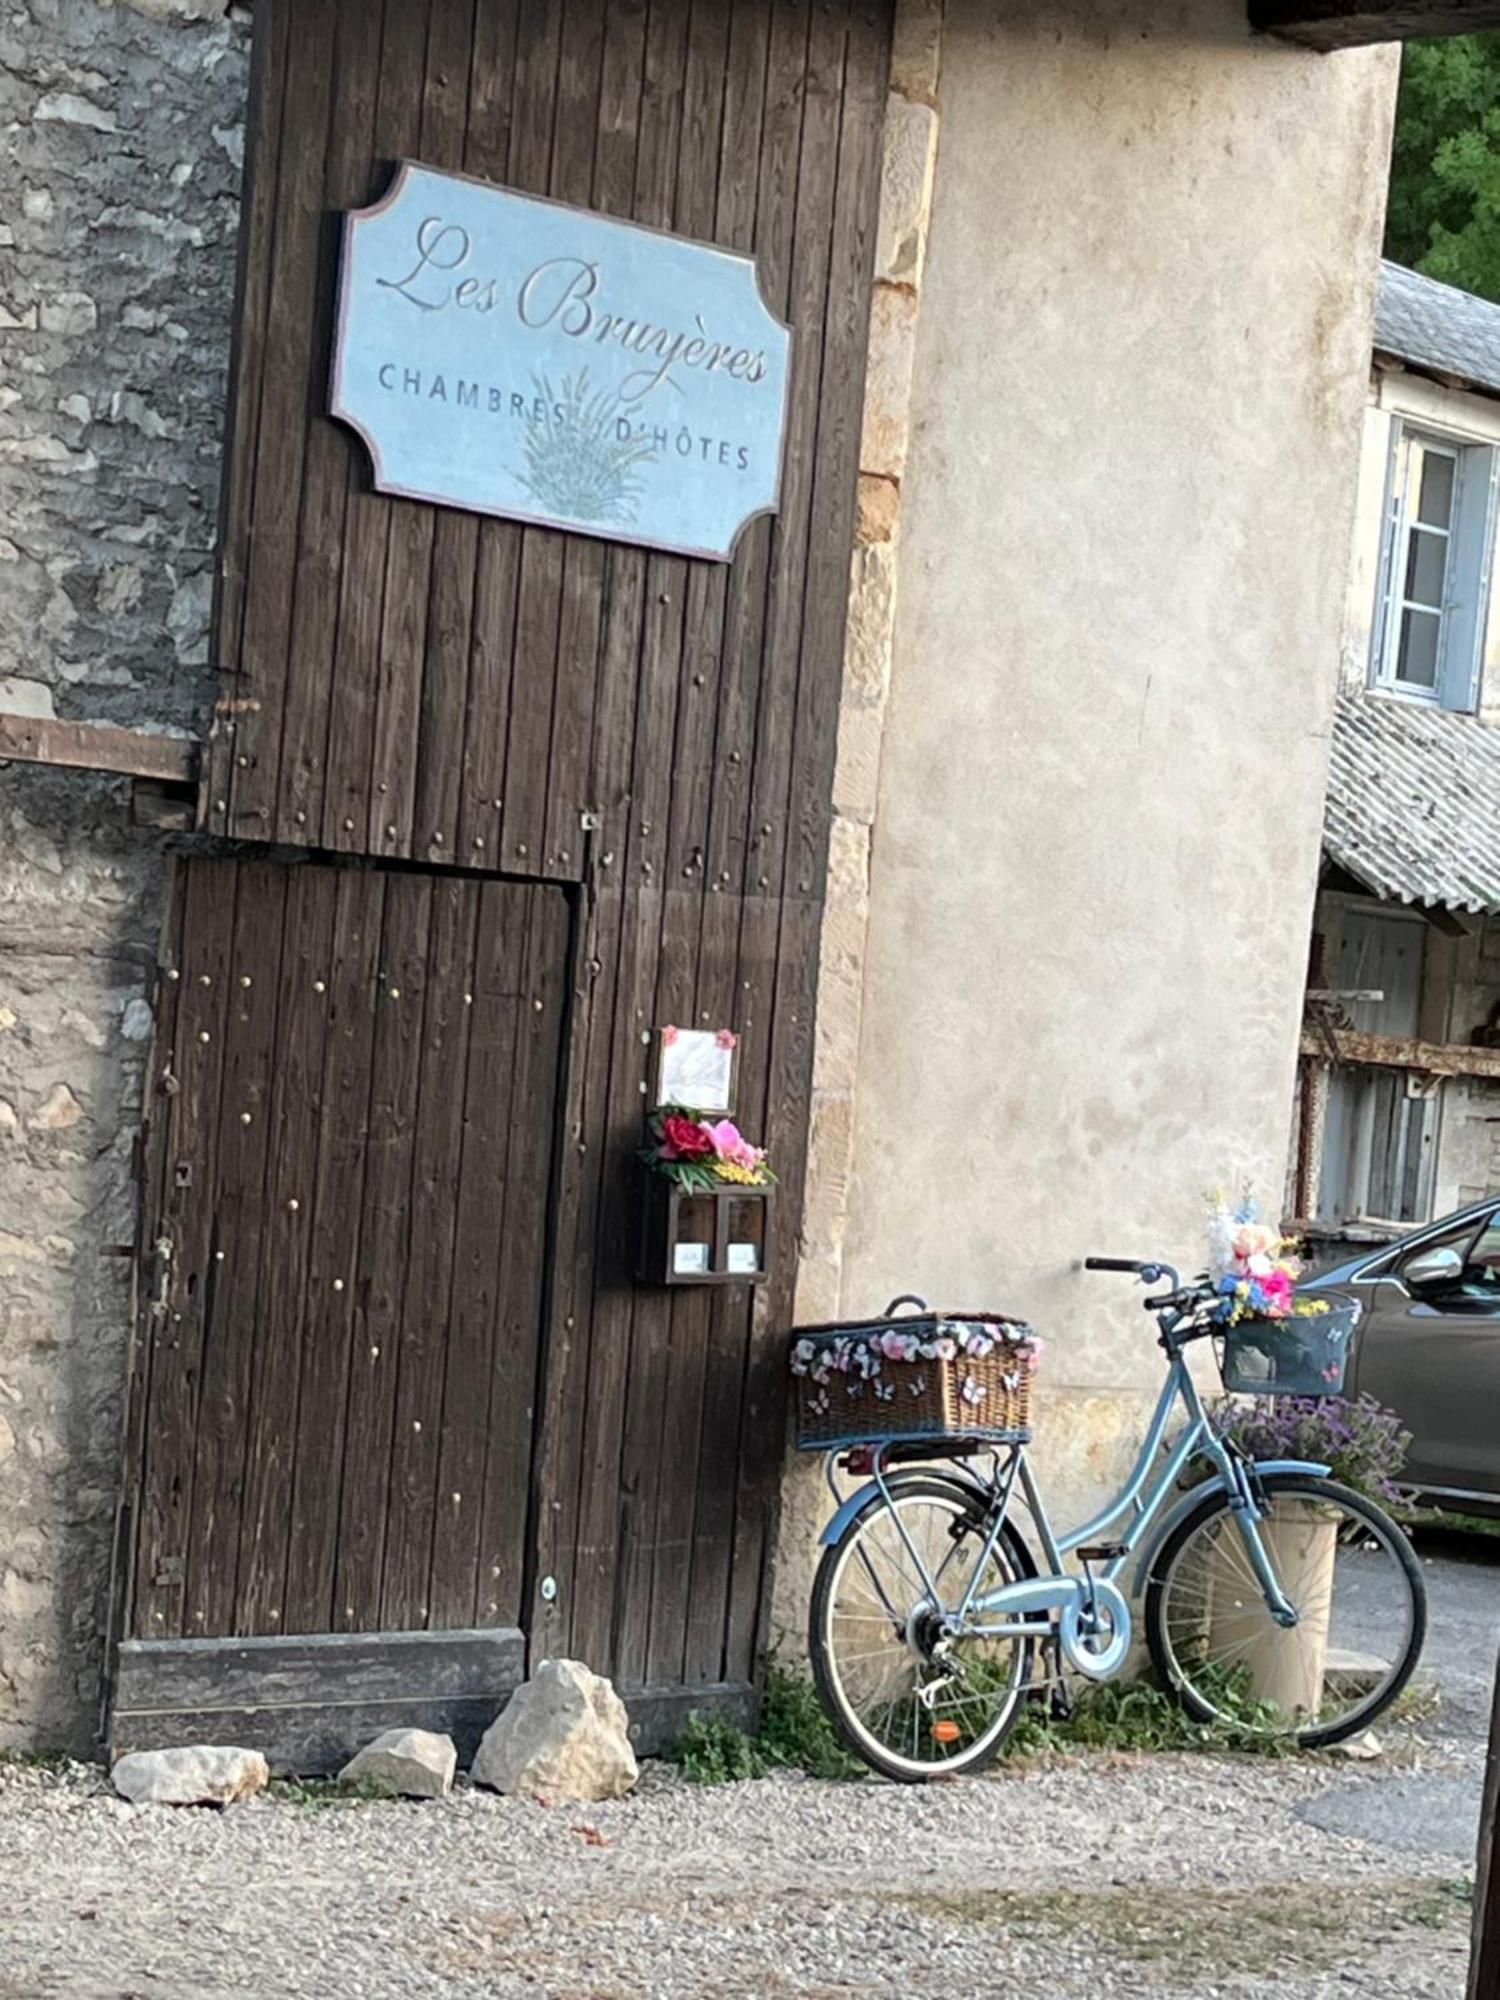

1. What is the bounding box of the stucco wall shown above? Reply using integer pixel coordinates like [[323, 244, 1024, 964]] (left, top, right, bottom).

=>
[[799, 0, 1398, 1558], [0, 0, 248, 1750]]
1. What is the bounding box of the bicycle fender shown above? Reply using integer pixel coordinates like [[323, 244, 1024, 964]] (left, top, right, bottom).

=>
[[817, 1469, 987, 1546], [1130, 1458, 1330, 1592]]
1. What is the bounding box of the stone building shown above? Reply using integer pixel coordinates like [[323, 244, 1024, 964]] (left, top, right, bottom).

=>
[[0, 0, 1465, 1759], [1291, 262, 1500, 1247]]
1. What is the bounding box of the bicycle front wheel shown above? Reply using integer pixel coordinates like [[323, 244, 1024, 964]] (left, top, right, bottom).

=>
[[809, 1475, 1036, 1783], [1145, 1472, 1426, 1748]]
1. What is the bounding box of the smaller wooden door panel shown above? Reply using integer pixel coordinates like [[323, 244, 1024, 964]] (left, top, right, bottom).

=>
[[124, 855, 570, 1648]]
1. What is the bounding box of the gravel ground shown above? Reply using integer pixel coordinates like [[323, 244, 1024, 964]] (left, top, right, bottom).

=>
[[0, 1732, 1478, 2000], [0, 1534, 1491, 2000]]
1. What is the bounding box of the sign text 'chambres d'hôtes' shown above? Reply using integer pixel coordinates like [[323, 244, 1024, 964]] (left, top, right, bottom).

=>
[[329, 162, 793, 562]]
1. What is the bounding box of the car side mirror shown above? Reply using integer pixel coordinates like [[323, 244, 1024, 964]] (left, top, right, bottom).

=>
[[1402, 1245, 1465, 1291]]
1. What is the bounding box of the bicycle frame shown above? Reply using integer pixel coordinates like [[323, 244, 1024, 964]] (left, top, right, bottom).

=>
[[823, 1342, 1329, 1670]]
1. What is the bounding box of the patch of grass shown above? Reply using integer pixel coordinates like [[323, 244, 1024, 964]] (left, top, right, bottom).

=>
[[668, 1668, 862, 1784], [1405, 1878, 1473, 1927], [1407, 1503, 1500, 1540], [0, 1747, 73, 1773], [266, 1772, 397, 1809], [901, 1875, 1471, 1981], [1002, 1674, 1294, 1762], [1390, 1675, 1442, 1725]]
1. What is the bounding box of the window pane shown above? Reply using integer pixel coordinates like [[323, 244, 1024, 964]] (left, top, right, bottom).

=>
[[1397, 607, 1441, 687], [1403, 526, 1448, 609], [1414, 447, 1457, 528]]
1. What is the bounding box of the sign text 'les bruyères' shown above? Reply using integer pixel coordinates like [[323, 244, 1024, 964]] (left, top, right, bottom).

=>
[[330, 162, 793, 562]]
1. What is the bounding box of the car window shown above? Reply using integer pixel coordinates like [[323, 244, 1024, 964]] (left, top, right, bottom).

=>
[[1393, 1213, 1488, 1281], [1467, 1217, 1500, 1279]]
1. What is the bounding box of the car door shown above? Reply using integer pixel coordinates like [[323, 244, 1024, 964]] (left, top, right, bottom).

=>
[[1350, 1205, 1500, 1505]]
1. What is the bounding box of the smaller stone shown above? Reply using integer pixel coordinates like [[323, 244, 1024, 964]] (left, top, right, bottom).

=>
[[97, 566, 142, 616], [34, 92, 117, 133], [111, 1746, 268, 1807], [22, 187, 53, 223], [31, 1083, 83, 1132], [40, 292, 97, 336], [121, 997, 153, 1042], [340, 1728, 455, 1799], [0, 1102, 18, 1139], [860, 282, 919, 484], [110, 390, 169, 439], [856, 472, 900, 546], [0, 677, 55, 720], [123, 0, 227, 19], [472, 1659, 637, 1803], [167, 571, 213, 663], [1335, 1730, 1383, 1761], [875, 96, 937, 289], [889, 0, 942, 103]]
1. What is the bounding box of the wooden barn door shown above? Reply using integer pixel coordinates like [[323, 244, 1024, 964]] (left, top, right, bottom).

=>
[[145, 0, 893, 1755], [112, 855, 569, 1765]]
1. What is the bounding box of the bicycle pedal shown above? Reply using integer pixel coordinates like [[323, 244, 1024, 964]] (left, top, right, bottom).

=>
[[1076, 1543, 1127, 1562]]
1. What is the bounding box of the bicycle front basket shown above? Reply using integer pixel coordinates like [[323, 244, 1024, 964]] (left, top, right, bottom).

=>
[[1217, 1299, 1360, 1398]]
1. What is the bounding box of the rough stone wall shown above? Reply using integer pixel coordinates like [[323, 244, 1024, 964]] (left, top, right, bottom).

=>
[[0, 0, 249, 1750]]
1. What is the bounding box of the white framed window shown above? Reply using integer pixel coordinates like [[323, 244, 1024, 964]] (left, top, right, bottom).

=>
[[1372, 423, 1498, 714]]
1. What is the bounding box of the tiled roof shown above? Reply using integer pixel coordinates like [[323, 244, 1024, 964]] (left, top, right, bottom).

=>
[[1325, 692, 1500, 916], [1375, 260, 1500, 398]]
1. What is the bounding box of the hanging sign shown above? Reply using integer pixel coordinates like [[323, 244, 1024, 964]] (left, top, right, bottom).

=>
[[330, 162, 792, 562]]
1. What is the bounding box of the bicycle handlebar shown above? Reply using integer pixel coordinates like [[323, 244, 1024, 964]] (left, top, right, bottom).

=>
[[1085, 1256, 1221, 1328]]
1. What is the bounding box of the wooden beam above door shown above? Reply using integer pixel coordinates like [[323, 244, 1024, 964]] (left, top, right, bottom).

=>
[[1252, 0, 1500, 48]]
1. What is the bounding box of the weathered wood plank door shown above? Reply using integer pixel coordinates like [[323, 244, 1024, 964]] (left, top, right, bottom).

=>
[[113, 856, 568, 1762], [138, 0, 893, 1755]]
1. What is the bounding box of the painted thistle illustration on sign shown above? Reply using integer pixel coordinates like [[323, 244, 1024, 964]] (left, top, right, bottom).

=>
[[519, 372, 658, 524]]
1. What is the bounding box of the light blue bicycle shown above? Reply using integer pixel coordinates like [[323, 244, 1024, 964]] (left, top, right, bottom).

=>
[[808, 1257, 1427, 1782]]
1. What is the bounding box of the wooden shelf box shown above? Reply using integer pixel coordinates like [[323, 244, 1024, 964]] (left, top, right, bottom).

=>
[[637, 1176, 773, 1286]]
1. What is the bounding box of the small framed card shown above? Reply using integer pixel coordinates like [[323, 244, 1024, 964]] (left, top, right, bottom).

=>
[[673, 1240, 712, 1276], [653, 1025, 738, 1114], [726, 1242, 761, 1275]]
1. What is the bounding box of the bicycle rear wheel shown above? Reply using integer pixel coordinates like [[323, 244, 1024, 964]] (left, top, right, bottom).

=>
[[1145, 1472, 1426, 1747], [809, 1475, 1037, 1783]]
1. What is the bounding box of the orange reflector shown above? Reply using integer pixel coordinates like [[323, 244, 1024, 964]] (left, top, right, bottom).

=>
[[931, 1720, 961, 1743]]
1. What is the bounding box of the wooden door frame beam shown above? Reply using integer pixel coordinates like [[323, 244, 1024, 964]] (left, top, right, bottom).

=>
[[0, 711, 198, 786], [1299, 1024, 1500, 1081]]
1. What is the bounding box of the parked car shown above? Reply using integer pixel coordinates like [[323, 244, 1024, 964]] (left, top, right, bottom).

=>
[[1304, 1197, 1500, 1515]]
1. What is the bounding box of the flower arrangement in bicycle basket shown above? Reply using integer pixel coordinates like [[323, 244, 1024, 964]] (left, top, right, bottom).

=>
[[641, 1107, 777, 1192], [1205, 1189, 1355, 1394]]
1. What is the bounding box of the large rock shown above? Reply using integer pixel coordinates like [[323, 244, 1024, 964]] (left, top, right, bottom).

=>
[[339, 1728, 455, 1799], [472, 1659, 637, 1802], [111, 1746, 268, 1806]]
